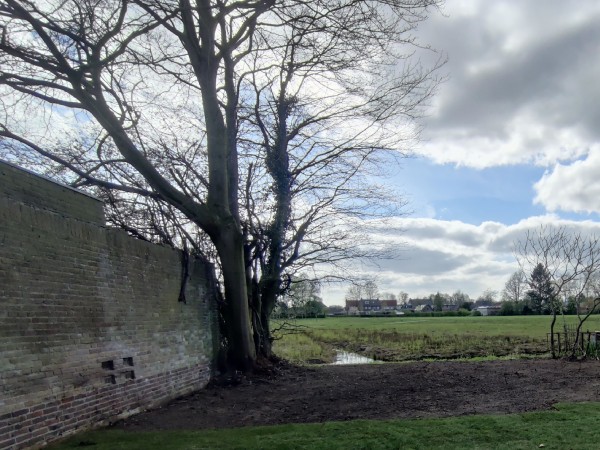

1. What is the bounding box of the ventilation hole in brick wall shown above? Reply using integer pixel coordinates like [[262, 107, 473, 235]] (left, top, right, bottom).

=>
[[123, 357, 134, 366], [124, 370, 136, 380], [101, 360, 114, 370], [105, 375, 116, 384]]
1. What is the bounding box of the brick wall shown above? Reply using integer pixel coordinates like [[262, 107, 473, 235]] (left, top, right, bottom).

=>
[[0, 161, 105, 224], [0, 161, 218, 449]]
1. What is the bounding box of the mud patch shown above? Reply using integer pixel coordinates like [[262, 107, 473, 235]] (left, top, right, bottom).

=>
[[114, 359, 600, 431]]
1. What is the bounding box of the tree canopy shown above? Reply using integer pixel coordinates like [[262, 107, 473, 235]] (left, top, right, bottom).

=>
[[0, 0, 443, 371]]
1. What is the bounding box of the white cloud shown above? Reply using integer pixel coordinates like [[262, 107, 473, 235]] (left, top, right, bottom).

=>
[[534, 145, 600, 214], [418, 115, 589, 169], [414, 0, 600, 169]]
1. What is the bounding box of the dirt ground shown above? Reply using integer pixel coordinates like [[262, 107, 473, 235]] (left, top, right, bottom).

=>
[[115, 359, 600, 431]]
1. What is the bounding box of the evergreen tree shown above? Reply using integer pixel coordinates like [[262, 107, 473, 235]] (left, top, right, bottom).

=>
[[526, 263, 555, 314]]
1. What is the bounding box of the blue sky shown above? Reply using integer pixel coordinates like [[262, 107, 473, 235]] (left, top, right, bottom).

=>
[[323, 0, 600, 305], [397, 159, 600, 224], [395, 159, 548, 224]]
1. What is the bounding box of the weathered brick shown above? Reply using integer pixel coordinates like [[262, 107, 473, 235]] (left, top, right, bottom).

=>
[[0, 437, 16, 449], [0, 161, 217, 449]]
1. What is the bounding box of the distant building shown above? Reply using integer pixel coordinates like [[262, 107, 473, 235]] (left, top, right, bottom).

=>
[[380, 299, 398, 311], [401, 298, 433, 312], [410, 298, 434, 307], [476, 305, 502, 316], [344, 298, 399, 314], [359, 299, 381, 313], [345, 300, 360, 315], [415, 304, 434, 313], [474, 299, 494, 308]]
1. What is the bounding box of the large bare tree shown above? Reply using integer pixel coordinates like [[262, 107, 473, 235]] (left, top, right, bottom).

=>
[[0, 0, 261, 370], [240, 1, 442, 356], [502, 269, 526, 303], [516, 226, 600, 358], [0, 0, 442, 370]]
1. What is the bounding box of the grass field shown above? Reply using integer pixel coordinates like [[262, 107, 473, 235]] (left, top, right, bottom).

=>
[[273, 315, 600, 363], [50, 402, 600, 450]]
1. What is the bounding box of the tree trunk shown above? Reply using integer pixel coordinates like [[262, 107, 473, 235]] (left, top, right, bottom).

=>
[[550, 312, 557, 359], [251, 307, 273, 360], [249, 95, 294, 360], [259, 305, 273, 358], [254, 280, 278, 359], [571, 297, 600, 358], [214, 223, 256, 371]]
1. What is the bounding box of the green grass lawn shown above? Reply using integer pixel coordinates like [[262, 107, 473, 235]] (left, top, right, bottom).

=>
[[51, 402, 600, 450], [282, 314, 600, 334], [273, 315, 600, 363]]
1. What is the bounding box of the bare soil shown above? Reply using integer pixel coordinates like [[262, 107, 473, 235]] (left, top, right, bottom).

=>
[[115, 359, 600, 431]]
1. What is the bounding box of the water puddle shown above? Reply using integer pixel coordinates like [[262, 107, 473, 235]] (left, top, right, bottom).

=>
[[331, 351, 379, 365]]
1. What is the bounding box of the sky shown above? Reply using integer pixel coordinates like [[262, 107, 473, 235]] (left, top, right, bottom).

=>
[[322, 0, 600, 305]]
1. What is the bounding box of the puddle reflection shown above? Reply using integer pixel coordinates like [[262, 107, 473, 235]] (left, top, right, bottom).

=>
[[332, 351, 378, 365]]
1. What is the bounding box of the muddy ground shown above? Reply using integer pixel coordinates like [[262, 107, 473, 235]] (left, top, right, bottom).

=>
[[115, 359, 600, 431]]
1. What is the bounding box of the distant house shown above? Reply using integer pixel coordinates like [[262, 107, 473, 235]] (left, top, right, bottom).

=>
[[345, 300, 360, 315], [476, 305, 502, 316], [344, 299, 388, 314], [410, 298, 434, 308], [415, 304, 434, 313], [380, 299, 398, 311], [359, 299, 381, 313], [399, 302, 413, 312], [402, 298, 433, 312], [474, 299, 494, 308]]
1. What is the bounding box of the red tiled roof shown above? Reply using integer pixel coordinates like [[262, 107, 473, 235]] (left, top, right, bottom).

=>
[[380, 300, 397, 307]]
